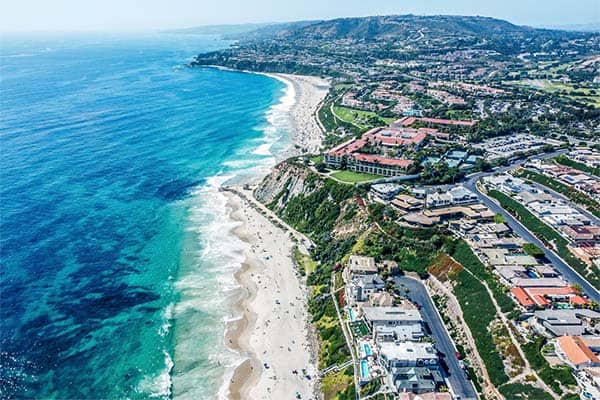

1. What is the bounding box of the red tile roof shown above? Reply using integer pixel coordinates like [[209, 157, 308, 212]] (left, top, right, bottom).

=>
[[419, 117, 477, 127], [557, 335, 600, 367], [327, 138, 366, 156], [511, 287, 535, 307], [352, 153, 413, 167]]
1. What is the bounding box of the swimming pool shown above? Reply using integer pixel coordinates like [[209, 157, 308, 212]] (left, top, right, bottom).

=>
[[364, 343, 372, 356], [360, 360, 369, 380], [348, 308, 356, 322]]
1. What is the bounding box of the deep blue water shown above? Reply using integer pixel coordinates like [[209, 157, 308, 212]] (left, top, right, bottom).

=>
[[0, 33, 288, 399]]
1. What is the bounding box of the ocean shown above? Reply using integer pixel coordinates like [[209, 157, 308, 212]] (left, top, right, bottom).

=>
[[0, 32, 294, 399]]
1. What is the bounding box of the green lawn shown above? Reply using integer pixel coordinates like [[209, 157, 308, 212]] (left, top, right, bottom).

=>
[[330, 170, 384, 183], [294, 247, 318, 275], [504, 79, 600, 108], [332, 105, 395, 129]]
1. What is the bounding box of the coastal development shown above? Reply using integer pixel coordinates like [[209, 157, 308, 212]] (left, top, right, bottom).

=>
[[189, 14, 600, 400], [192, 17, 600, 400]]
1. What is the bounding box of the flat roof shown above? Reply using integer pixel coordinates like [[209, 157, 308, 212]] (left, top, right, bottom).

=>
[[362, 306, 423, 322]]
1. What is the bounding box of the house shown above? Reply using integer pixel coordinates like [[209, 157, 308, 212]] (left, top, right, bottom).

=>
[[511, 286, 581, 310], [370, 183, 402, 202], [532, 309, 600, 336], [362, 307, 423, 329], [390, 367, 445, 395], [368, 292, 395, 307], [392, 194, 424, 213], [426, 186, 478, 208], [346, 255, 377, 275], [375, 323, 425, 343], [379, 342, 439, 369], [346, 274, 385, 304], [555, 336, 600, 369]]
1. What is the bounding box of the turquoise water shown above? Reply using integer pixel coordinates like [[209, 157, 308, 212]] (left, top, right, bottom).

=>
[[360, 360, 369, 380], [0, 33, 292, 399], [364, 343, 372, 357]]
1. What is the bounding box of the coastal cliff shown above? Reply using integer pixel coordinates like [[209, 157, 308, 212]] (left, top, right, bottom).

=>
[[254, 159, 369, 246]]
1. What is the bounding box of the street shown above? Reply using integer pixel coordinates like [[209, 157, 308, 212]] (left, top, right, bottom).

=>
[[393, 276, 478, 400], [463, 157, 600, 302]]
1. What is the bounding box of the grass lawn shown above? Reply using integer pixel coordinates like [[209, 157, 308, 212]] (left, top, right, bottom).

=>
[[310, 155, 324, 165], [504, 79, 600, 108], [332, 105, 395, 129], [330, 170, 384, 183]]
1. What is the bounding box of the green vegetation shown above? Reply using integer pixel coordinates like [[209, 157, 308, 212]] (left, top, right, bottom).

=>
[[488, 189, 600, 288], [505, 79, 600, 108], [523, 243, 546, 258], [517, 169, 600, 218], [280, 179, 355, 239], [494, 213, 507, 223], [522, 336, 577, 395], [449, 240, 515, 313], [555, 155, 600, 177], [308, 293, 351, 368], [332, 105, 394, 130], [451, 262, 510, 386], [498, 383, 553, 400], [360, 227, 444, 277], [330, 170, 384, 183], [293, 247, 318, 275], [321, 366, 354, 400], [360, 379, 382, 397]]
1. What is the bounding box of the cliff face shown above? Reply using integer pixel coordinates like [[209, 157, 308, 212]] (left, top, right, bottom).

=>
[[254, 161, 320, 210], [254, 160, 369, 240]]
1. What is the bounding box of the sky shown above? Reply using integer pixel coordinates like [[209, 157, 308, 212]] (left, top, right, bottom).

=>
[[1, 0, 599, 32]]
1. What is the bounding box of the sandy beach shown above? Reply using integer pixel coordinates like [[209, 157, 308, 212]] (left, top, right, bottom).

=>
[[220, 72, 328, 399], [266, 73, 330, 155], [224, 191, 318, 400]]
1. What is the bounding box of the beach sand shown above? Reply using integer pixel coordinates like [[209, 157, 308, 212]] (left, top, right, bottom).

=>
[[224, 192, 317, 400], [263, 73, 329, 155], [219, 71, 328, 399]]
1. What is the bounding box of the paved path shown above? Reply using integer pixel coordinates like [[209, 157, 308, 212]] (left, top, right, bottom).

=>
[[459, 262, 559, 400], [393, 276, 478, 400]]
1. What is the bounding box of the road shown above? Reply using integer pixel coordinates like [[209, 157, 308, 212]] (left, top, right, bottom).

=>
[[462, 154, 600, 302], [393, 276, 478, 400]]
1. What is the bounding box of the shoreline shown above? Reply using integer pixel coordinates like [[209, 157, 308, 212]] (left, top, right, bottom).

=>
[[199, 65, 330, 156], [222, 190, 317, 400], [218, 69, 328, 399]]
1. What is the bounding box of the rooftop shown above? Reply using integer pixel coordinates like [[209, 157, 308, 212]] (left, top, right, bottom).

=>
[[362, 307, 423, 323], [557, 335, 600, 367]]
